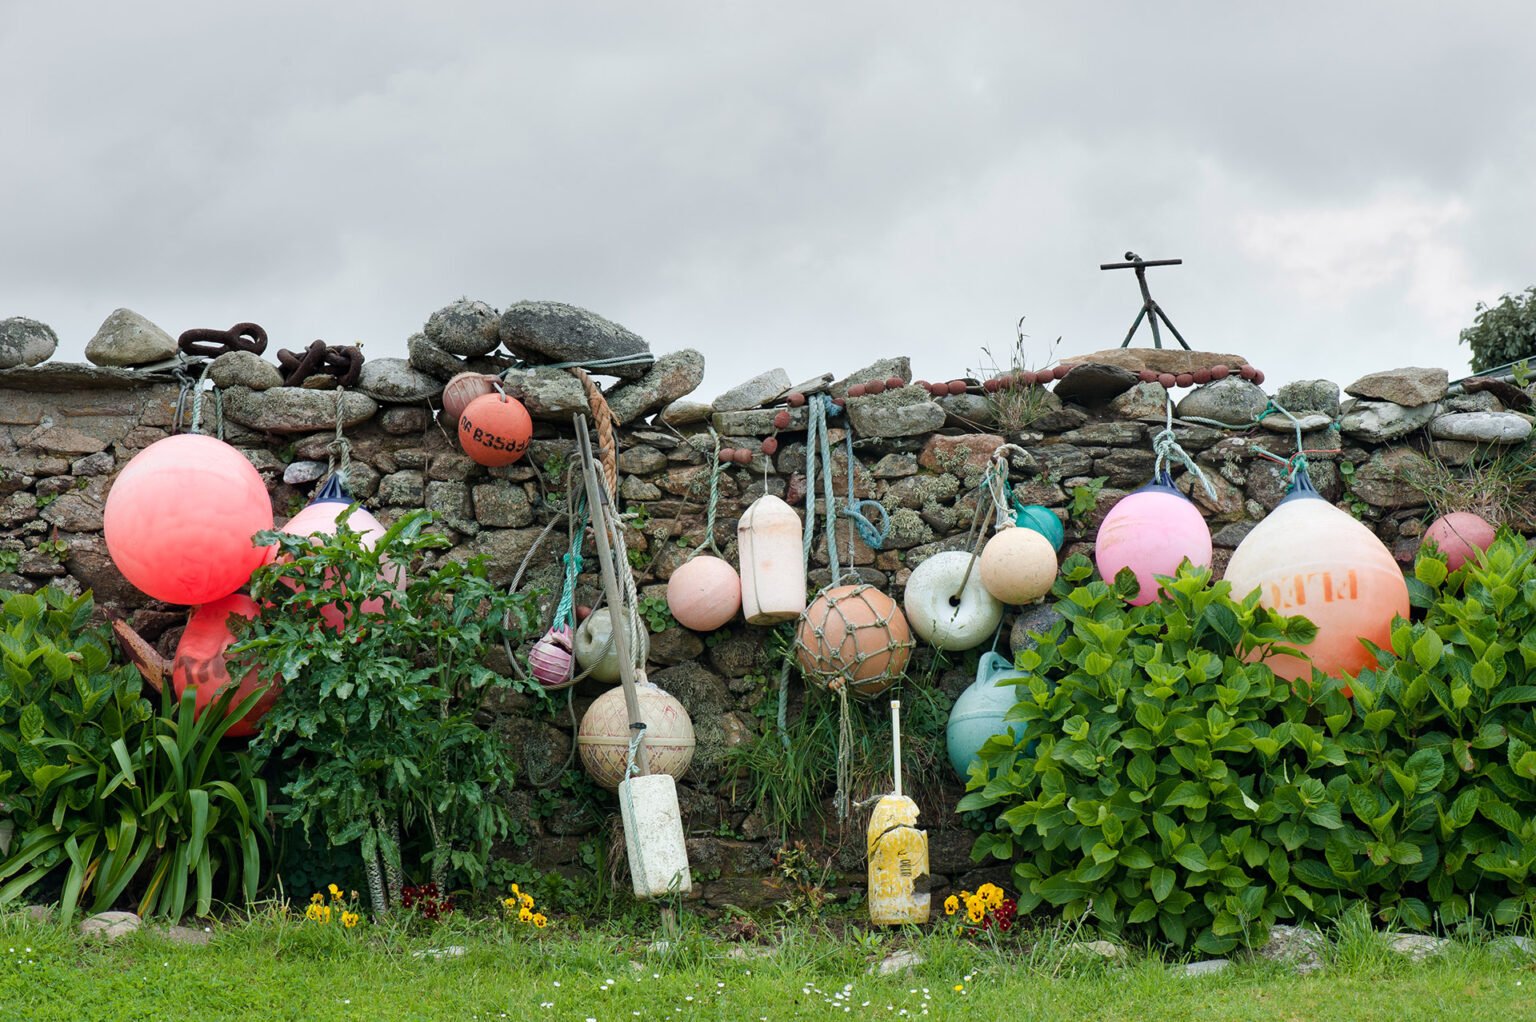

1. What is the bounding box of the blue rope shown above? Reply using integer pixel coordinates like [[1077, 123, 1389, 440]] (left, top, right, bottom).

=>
[[554, 492, 587, 628], [841, 424, 890, 551], [804, 395, 842, 584]]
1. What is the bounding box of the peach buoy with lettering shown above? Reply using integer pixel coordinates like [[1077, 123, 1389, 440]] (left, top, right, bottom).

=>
[[979, 523, 1058, 605], [171, 593, 277, 739], [666, 555, 742, 631], [1223, 467, 1409, 683], [795, 584, 915, 701], [103, 434, 274, 605], [737, 494, 806, 625], [1421, 512, 1497, 572], [1094, 470, 1212, 606], [457, 391, 533, 467]]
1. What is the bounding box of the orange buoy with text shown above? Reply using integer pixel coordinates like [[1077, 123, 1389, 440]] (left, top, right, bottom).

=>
[[457, 391, 532, 467], [867, 700, 930, 926], [1223, 465, 1408, 683]]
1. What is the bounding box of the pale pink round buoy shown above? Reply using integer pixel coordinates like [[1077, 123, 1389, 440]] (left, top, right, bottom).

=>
[[666, 555, 742, 631], [442, 372, 498, 421], [1422, 512, 1497, 571], [171, 593, 278, 739], [528, 625, 576, 689], [277, 477, 397, 630], [104, 434, 274, 605], [1095, 471, 1213, 606], [1224, 468, 1408, 683], [979, 524, 1059, 604]]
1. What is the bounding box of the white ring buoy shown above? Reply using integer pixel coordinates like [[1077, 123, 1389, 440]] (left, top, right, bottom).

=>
[[902, 550, 1004, 651]]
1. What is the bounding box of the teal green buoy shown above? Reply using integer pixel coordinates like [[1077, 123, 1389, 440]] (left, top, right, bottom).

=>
[[1014, 504, 1064, 551]]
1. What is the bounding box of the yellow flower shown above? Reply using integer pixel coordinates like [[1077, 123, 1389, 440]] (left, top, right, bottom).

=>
[[502, 897, 517, 909], [305, 904, 323, 922], [310, 892, 324, 905], [321, 905, 332, 924], [978, 883, 1003, 909], [960, 890, 971, 900], [944, 895, 959, 916], [532, 913, 547, 928], [953, 985, 964, 993], [510, 883, 520, 896], [341, 911, 359, 929], [519, 907, 533, 923], [329, 883, 342, 901], [520, 893, 534, 910], [966, 897, 985, 924]]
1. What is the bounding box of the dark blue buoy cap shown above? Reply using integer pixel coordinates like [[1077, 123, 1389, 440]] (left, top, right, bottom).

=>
[[1137, 468, 1190, 499], [1278, 463, 1321, 505], [310, 474, 355, 506]]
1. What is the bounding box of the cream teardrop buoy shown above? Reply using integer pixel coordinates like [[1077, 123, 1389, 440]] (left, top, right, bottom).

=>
[[979, 523, 1058, 605], [574, 607, 649, 683], [737, 494, 807, 625], [902, 550, 1004, 651], [1094, 470, 1212, 606], [666, 555, 742, 631], [1223, 467, 1408, 683]]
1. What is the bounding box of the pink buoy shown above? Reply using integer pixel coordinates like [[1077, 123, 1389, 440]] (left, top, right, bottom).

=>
[[1095, 471, 1212, 605], [104, 434, 274, 605], [1224, 468, 1408, 684], [529, 625, 576, 689], [171, 593, 277, 739], [277, 476, 397, 630], [1422, 512, 1496, 571], [666, 555, 742, 631]]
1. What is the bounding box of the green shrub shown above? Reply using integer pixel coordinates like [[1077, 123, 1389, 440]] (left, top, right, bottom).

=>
[[1459, 285, 1536, 372], [232, 508, 543, 904], [1311, 532, 1536, 930], [0, 586, 272, 922]]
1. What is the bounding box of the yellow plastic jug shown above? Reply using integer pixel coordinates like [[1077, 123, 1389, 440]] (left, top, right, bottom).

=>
[[867, 700, 930, 925]]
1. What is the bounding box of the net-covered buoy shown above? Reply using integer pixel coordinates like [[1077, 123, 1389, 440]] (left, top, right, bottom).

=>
[[666, 555, 742, 632], [738, 494, 806, 624], [578, 682, 695, 790], [457, 391, 532, 467], [902, 550, 1003, 651], [1224, 466, 1408, 683], [103, 434, 274, 605], [170, 593, 277, 739], [795, 584, 914, 701], [1014, 504, 1064, 551], [979, 524, 1058, 605], [528, 624, 576, 689], [1421, 512, 1496, 571], [1095, 470, 1212, 605]]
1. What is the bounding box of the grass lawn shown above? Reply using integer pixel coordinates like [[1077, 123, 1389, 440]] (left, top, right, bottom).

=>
[[1, 908, 1533, 1021]]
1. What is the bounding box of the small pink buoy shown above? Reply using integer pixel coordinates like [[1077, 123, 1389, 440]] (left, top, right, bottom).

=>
[[864, 379, 886, 395], [1238, 364, 1257, 381], [443, 372, 498, 422], [276, 476, 399, 630], [1158, 373, 1177, 389], [667, 555, 742, 631], [1422, 512, 1496, 571], [1017, 370, 1037, 387], [1095, 471, 1212, 605], [787, 391, 806, 407], [529, 625, 576, 689], [946, 380, 967, 396], [885, 376, 904, 390], [1192, 368, 1212, 384], [762, 437, 780, 456], [1138, 369, 1158, 383], [1211, 364, 1231, 380], [849, 383, 867, 397], [983, 379, 1000, 393], [1175, 373, 1194, 388], [773, 410, 792, 430]]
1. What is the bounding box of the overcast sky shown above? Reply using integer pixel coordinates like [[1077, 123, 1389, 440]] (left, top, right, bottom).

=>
[[4, 2, 1534, 398]]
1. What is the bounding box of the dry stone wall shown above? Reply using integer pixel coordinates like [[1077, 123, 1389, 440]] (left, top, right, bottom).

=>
[[4, 302, 1535, 906]]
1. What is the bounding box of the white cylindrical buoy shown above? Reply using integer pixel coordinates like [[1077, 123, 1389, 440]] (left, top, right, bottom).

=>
[[619, 773, 693, 900], [902, 550, 1004, 650], [868, 700, 930, 926], [738, 494, 807, 624]]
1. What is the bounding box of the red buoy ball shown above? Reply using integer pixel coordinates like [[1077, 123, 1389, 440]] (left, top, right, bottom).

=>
[[1138, 369, 1158, 383], [718, 449, 734, 464], [1175, 373, 1195, 388], [773, 410, 792, 430], [103, 434, 274, 605], [173, 593, 279, 737], [832, 397, 846, 408], [864, 379, 886, 395], [733, 449, 754, 465], [1253, 369, 1266, 386], [762, 437, 780, 456], [848, 384, 867, 397], [575, 604, 593, 622], [458, 393, 532, 467], [946, 380, 967, 396], [1158, 373, 1177, 388], [786, 391, 807, 407], [886, 376, 904, 390], [1211, 364, 1231, 380], [1192, 368, 1212, 384], [171, 593, 278, 739], [1017, 370, 1037, 387], [1238, 364, 1257, 380], [913, 380, 930, 391], [1422, 512, 1497, 571], [984, 379, 1000, 393]]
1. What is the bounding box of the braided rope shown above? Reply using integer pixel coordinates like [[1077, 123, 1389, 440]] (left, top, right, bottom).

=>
[[327, 386, 352, 484], [569, 368, 618, 497], [690, 429, 726, 558], [841, 426, 890, 550], [1153, 396, 1217, 500]]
